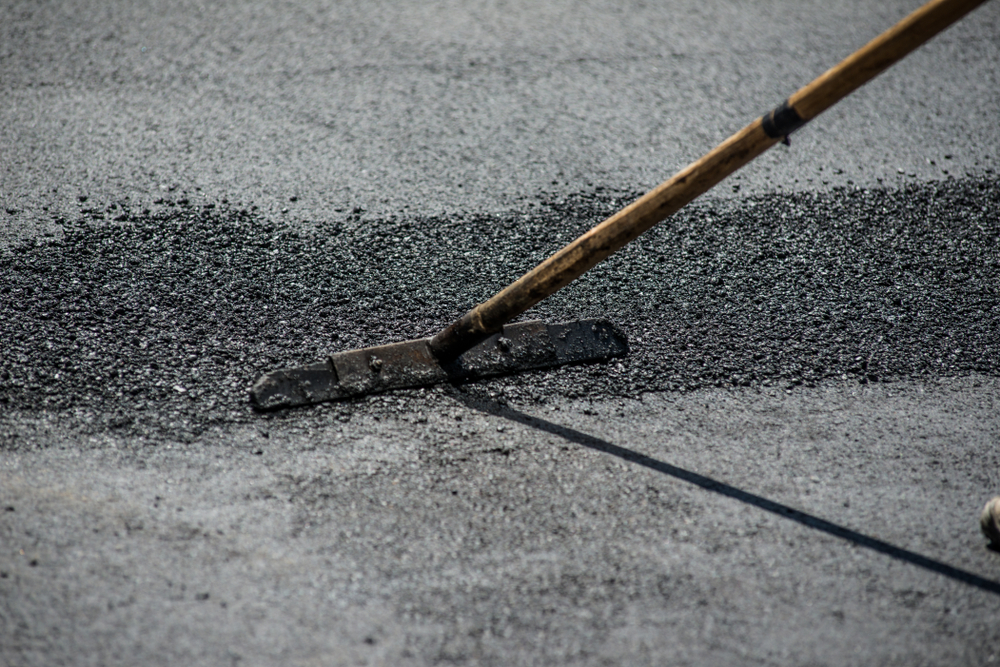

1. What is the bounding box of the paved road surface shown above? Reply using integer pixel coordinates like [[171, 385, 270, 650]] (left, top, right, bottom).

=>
[[2, 0, 999, 664]]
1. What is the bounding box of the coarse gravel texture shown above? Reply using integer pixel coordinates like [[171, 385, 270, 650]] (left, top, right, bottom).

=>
[[1, 176, 998, 436]]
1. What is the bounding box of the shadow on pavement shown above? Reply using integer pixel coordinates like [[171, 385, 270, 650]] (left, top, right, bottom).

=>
[[457, 394, 1000, 596]]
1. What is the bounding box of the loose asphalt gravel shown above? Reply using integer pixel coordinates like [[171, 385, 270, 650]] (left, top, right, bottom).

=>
[[2, 177, 1000, 424], [2, 0, 1000, 665]]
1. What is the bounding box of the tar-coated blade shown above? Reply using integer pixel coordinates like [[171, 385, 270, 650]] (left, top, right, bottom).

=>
[[249, 319, 627, 410]]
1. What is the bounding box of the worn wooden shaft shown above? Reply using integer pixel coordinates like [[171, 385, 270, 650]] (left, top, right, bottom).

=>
[[429, 0, 989, 362]]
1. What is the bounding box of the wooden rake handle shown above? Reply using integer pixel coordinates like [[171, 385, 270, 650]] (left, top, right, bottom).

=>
[[430, 0, 989, 362]]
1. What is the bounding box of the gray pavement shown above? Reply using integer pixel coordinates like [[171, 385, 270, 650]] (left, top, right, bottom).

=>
[[2, 0, 1000, 665], [3, 378, 1000, 665], [2, 0, 998, 237]]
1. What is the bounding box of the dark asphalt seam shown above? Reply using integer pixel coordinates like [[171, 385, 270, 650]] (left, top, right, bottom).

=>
[[460, 395, 1000, 596]]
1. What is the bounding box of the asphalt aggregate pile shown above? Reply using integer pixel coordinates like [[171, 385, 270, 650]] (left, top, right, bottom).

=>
[[1, 176, 997, 437]]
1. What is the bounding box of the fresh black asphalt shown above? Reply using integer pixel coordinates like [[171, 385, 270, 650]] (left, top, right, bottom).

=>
[[2, 177, 999, 422]]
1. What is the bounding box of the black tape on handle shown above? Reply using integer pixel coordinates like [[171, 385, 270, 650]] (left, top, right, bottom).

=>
[[761, 100, 807, 139]]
